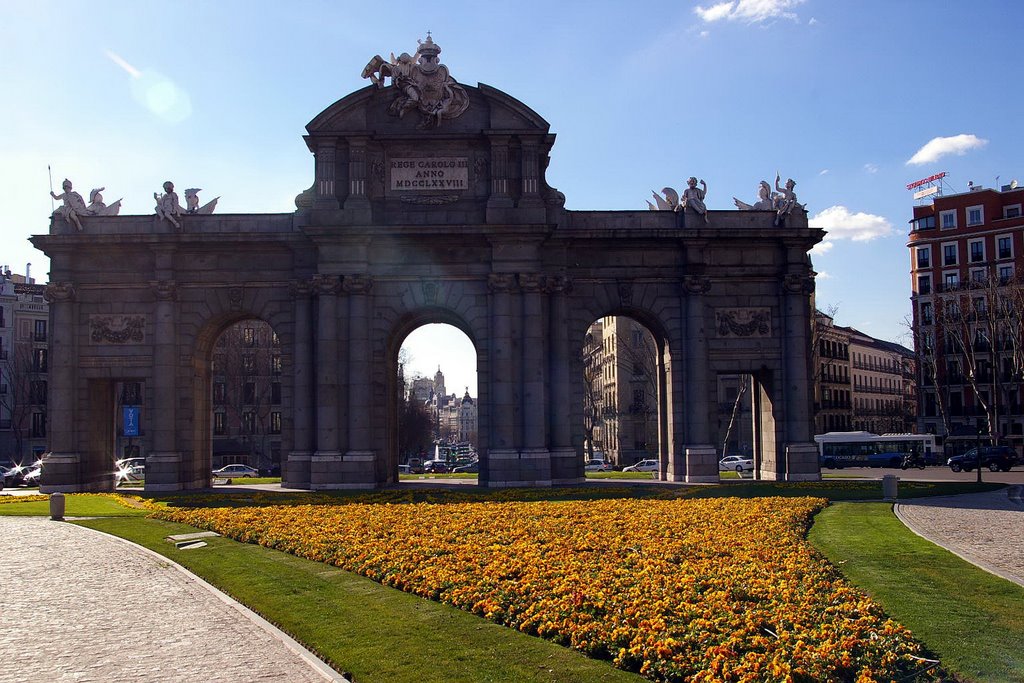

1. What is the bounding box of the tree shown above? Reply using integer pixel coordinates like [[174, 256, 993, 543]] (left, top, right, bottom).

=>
[[0, 343, 37, 462], [396, 351, 433, 460]]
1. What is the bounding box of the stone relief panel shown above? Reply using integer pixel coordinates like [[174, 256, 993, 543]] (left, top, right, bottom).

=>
[[90, 314, 147, 344], [715, 307, 771, 338]]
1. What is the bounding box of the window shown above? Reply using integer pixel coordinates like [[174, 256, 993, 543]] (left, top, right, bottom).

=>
[[214, 412, 227, 435], [999, 265, 1014, 282], [213, 381, 227, 403], [32, 348, 48, 372], [942, 243, 958, 266], [271, 381, 281, 404], [243, 327, 256, 346], [271, 355, 282, 375], [940, 209, 957, 229], [913, 215, 936, 231], [969, 239, 985, 263], [0, 305, 5, 328], [970, 268, 986, 283], [916, 246, 931, 269], [121, 382, 142, 405], [270, 412, 282, 434], [243, 411, 257, 433], [244, 381, 256, 404], [31, 412, 46, 438], [30, 380, 47, 405], [921, 302, 933, 325], [997, 235, 1013, 259], [917, 275, 931, 295], [243, 354, 255, 373], [33, 319, 47, 341], [966, 205, 984, 226], [1005, 205, 1021, 219], [943, 272, 959, 289]]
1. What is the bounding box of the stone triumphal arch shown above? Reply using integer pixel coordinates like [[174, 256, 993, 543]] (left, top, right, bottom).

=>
[[33, 38, 823, 492]]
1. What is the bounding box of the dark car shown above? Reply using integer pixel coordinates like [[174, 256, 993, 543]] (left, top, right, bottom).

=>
[[2, 464, 28, 488], [423, 460, 450, 473], [947, 446, 1018, 473]]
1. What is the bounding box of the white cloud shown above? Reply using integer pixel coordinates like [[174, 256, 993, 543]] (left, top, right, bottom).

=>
[[694, 0, 805, 23], [808, 16, 818, 25], [810, 205, 894, 254], [818, 169, 829, 175], [700, 30, 710, 38], [906, 134, 988, 166], [815, 270, 831, 279], [863, 163, 878, 174]]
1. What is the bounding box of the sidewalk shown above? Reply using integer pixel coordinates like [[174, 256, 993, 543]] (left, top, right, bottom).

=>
[[894, 485, 1024, 587], [0, 516, 348, 683]]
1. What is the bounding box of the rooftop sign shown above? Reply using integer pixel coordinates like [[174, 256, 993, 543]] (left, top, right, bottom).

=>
[[906, 172, 946, 191]]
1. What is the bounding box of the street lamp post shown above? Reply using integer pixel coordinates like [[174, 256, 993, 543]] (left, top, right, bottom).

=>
[[975, 417, 984, 484]]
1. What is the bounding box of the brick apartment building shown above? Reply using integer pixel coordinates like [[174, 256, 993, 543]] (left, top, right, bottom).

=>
[[908, 180, 1024, 454]]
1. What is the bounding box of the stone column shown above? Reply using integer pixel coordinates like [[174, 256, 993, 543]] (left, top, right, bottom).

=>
[[314, 143, 339, 210], [344, 138, 371, 216], [343, 275, 375, 486], [519, 274, 551, 485], [311, 274, 342, 488], [781, 271, 820, 481], [546, 276, 578, 483], [486, 136, 513, 210], [487, 273, 518, 484], [681, 275, 718, 483], [146, 277, 181, 491], [40, 282, 79, 493], [286, 278, 313, 488]]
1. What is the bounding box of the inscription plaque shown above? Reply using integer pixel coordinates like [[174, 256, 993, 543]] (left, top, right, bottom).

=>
[[390, 157, 468, 191]]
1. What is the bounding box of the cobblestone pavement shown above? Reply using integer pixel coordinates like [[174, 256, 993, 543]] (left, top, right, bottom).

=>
[[0, 517, 347, 683], [895, 485, 1024, 587]]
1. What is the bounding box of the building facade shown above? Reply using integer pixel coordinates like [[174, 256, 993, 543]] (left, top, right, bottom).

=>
[[908, 182, 1024, 454], [0, 269, 49, 464]]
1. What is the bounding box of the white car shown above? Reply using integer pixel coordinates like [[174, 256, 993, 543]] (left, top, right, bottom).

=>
[[622, 459, 658, 472], [212, 464, 260, 478], [584, 459, 611, 472], [719, 455, 754, 473]]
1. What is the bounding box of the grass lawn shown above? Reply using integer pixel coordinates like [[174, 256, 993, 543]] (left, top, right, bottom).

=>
[[75, 516, 641, 683], [0, 494, 149, 517], [809, 502, 1024, 683]]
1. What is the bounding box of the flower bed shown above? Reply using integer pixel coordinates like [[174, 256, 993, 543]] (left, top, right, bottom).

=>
[[154, 496, 932, 681]]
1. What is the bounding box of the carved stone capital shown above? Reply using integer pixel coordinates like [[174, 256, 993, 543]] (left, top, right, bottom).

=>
[[683, 275, 711, 295], [783, 273, 814, 295], [311, 274, 341, 296], [342, 274, 373, 295], [44, 282, 76, 303], [546, 274, 573, 295], [487, 273, 517, 293], [421, 281, 439, 304], [518, 273, 545, 293], [289, 278, 313, 297], [149, 280, 177, 301]]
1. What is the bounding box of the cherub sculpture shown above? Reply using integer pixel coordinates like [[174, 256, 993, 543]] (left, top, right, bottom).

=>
[[154, 181, 183, 228], [50, 178, 87, 231], [680, 176, 708, 222], [184, 188, 219, 214], [773, 173, 804, 226], [87, 187, 122, 216]]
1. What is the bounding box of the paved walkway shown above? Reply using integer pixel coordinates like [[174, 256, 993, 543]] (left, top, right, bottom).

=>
[[895, 484, 1024, 586], [0, 516, 347, 683]]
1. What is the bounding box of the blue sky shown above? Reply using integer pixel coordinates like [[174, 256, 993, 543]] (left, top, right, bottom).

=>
[[3, 1, 1021, 396]]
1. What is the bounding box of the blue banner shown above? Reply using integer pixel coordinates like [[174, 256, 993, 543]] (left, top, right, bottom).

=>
[[123, 406, 140, 437]]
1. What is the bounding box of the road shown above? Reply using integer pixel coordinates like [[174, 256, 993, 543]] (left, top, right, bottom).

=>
[[821, 465, 1024, 485]]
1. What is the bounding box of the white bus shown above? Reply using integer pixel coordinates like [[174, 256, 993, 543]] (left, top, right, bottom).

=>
[[814, 431, 939, 469]]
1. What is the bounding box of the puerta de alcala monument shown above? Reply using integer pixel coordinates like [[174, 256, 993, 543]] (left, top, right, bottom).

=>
[[32, 35, 823, 492]]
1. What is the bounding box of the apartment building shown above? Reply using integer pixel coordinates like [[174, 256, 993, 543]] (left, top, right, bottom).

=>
[[908, 180, 1024, 452]]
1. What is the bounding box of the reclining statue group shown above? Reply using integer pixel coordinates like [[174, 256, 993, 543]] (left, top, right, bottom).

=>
[[50, 178, 218, 231]]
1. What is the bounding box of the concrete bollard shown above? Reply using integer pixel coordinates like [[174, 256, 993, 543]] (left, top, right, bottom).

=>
[[49, 492, 65, 521], [882, 474, 899, 502]]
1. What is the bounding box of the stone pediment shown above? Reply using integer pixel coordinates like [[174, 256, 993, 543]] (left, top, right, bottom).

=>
[[305, 83, 550, 137]]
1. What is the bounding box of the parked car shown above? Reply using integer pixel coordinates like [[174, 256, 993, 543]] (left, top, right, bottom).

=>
[[398, 464, 412, 474], [452, 461, 479, 474], [2, 463, 28, 487], [21, 466, 43, 487], [212, 464, 260, 478], [423, 460, 450, 474], [947, 446, 1018, 473], [719, 455, 755, 473], [622, 459, 658, 472], [584, 459, 611, 472]]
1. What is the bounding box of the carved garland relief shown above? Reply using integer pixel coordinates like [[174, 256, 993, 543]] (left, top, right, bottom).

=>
[[715, 308, 772, 338], [90, 314, 147, 344]]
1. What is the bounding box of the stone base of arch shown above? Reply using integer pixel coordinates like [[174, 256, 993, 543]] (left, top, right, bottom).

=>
[[759, 443, 821, 481], [39, 452, 89, 493], [487, 449, 553, 488], [549, 448, 584, 485], [682, 445, 720, 484], [145, 452, 185, 492], [284, 451, 312, 489], [309, 451, 377, 490]]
